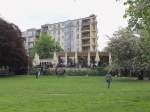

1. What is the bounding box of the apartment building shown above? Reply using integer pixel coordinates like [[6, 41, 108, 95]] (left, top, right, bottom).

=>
[[22, 28, 40, 54], [81, 14, 98, 51], [23, 14, 98, 53], [41, 19, 82, 52]]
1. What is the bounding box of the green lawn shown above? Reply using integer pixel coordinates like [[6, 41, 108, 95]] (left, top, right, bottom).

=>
[[0, 75, 150, 112]]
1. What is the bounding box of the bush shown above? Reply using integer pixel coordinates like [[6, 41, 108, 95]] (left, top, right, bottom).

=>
[[29, 67, 107, 76], [64, 67, 107, 76]]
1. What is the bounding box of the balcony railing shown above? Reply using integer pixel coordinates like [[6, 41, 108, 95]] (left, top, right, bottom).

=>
[[82, 22, 90, 26], [81, 37, 90, 40], [82, 46, 90, 51], [82, 43, 90, 47], [82, 32, 90, 37]]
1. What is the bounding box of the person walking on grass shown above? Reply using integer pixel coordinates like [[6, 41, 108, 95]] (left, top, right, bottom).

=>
[[36, 67, 41, 79], [105, 72, 112, 88]]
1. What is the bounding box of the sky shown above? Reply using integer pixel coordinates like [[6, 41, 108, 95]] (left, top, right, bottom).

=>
[[0, 0, 127, 51]]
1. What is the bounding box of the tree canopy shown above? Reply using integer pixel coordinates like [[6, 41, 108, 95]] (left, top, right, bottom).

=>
[[108, 0, 150, 79], [32, 33, 63, 59], [106, 27, 150, 79], [124, 0, 150, 73], [124, 0, 150, 34], [138, 30, 150, 70], [106, 28, 139, 72], [0, 18, 29, 74]]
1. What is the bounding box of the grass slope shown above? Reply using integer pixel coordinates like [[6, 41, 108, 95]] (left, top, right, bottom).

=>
[[0, 76, 150, 112]]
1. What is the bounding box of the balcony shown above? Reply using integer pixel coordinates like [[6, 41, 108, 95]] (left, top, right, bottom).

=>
[[82, 43, 90, 47], [82, 46, 90, 51], [82, 40, 90, 44], [82, 28, 90, 31], [81, 37, 90, 40], [82, 24, 90, 29], [82, 32, 90, 37], [82, 22, 90, 26], [82, 27, 90, 33], [82, 19, 90, 26], [82, 30, 90, 33]]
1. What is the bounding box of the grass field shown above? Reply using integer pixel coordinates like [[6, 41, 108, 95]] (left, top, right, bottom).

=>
[[0, 75, 150, 112]]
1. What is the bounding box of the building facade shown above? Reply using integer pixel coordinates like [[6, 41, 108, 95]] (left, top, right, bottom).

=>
[[41, 19, 82, 52], [22, 28, 40, 55], [22, 14, 98, 53]]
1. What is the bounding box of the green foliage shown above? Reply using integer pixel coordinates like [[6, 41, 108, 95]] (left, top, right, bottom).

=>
[[115, 0, 150, 77], [64, 67, 107, 76], [105, 26, 150, 78], [106, 28, 139, 71], [138, 30, 150, 70], [0, 18, 29, 74], [124, 0, 150, 33], [32, 33, 63, 59]]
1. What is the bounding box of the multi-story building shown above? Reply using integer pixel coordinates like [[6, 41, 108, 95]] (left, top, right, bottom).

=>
[[22, 28, 40, 55], [23, 14, 98, 53], [41, 19, 82, 52], [81, 14, 98, 51]]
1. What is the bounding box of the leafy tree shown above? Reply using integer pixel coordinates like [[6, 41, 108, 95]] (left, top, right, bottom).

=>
[[115, 0, 150, 79], [138, 30, 150, 70], [32, 33, 63, 59], [124, 0, 150, 34], [105, 28, 140, 77], [0, 18, 29, 74], [122, 0, 150, 78]]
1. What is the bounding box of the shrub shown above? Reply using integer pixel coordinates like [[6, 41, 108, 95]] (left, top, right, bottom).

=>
[[64, 67, 107, 76]]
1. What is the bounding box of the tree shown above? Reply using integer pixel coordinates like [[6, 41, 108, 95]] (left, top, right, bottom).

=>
[[0, 18, 29, 74], [138, 30, 150, 71], [124, 0, 150, 33], [105, 28, 140, 77], [122, 0, 150, 78], [32, 33, 63, 59]]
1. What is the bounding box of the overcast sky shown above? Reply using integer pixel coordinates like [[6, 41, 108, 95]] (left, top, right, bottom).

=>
[[0, 0, 127, 51]]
